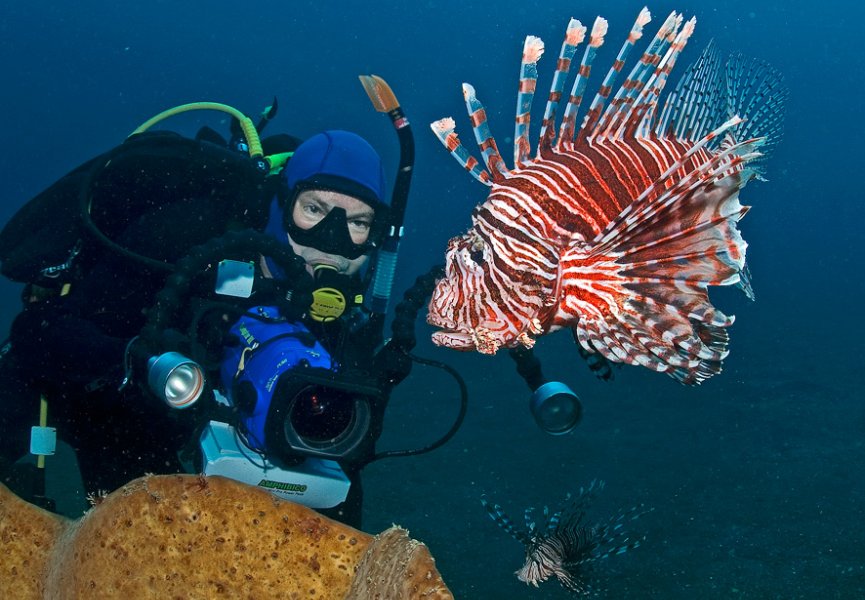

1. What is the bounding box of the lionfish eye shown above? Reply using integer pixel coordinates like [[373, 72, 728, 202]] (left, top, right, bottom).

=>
[[470, 249, 484, 264]]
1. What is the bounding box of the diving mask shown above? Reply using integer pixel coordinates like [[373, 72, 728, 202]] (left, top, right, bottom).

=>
[[284, 201, 375, 260]]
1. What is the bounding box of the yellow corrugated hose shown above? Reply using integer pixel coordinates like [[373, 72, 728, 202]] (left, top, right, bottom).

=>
[[128, 102, 263, 158]]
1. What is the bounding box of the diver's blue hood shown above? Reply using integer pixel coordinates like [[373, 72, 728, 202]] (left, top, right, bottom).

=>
[[284, 130, 386, 209]]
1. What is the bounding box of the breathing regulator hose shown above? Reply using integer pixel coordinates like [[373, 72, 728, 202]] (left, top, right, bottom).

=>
[[81, 101, 293, 275], [129, 102, 264, 159], [139, 229, 310, 356]]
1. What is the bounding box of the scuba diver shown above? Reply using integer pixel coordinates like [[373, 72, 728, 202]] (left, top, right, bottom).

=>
[[0, 90, 454, 527]]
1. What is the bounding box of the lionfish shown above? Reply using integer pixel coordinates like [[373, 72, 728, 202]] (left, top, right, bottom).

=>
[[428, 8, 786, 384], [482, 481, 648, 596]]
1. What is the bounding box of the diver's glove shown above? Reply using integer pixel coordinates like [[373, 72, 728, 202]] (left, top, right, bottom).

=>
[[120, 335, 152, 391], [374, 339, 413, 389], [120, 329, 191, 391], [281, 286, 314, 322]]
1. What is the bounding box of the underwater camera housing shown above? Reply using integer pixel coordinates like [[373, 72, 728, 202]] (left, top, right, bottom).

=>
[[199, 421, 352, 508], [200, 306, 385, 509]]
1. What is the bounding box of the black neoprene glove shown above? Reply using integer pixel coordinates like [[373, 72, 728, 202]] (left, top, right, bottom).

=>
[[374, 339, 413, 389]]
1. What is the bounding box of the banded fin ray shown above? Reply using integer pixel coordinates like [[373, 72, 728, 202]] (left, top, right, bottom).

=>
[[514, 35, 545, 166], [430, 117, 493, 186], [558, 17, 609, 150], [537, 18, 586, 153]]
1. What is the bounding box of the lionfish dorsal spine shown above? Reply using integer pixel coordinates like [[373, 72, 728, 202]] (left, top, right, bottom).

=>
[[588, 11, 692, 142], [429, 117, 493, 187], [513, 35, 544, 167], [557, 16, 608, 150], [579, 11, 673, 140], [630, 16, 697, 140], [524, 506, 538, 535], [593, 114, 746, 247], [463, 83, 510, 181], [587, 7, 655, 140], [547, 508, 564, 533], [536, 18, 586, 155]]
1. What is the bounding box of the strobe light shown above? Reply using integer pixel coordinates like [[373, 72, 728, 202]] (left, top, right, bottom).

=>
[[529, 381, 583, 435]]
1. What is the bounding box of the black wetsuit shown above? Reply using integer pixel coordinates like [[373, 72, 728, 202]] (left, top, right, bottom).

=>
[[0, 186, 372, 526]]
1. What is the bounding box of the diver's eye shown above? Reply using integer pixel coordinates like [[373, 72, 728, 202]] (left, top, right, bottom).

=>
[[470, 249, 484, 264]]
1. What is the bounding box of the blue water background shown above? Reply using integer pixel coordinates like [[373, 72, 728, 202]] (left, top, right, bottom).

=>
[[1, 1, 863, 597]]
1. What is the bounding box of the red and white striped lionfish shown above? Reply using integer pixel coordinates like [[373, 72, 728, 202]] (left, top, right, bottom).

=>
[[428, 8, 786, 384], [482, 481, 648, 596]]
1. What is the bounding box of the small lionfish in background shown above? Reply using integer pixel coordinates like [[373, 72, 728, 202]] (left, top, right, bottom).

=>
[[482, 481, 649, 596], [428, 8, 787, 384]]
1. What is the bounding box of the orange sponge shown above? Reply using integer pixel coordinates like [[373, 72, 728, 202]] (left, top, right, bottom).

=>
[[0, 474, 452, 599]]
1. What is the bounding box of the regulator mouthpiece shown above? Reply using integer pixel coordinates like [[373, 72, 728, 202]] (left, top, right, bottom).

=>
[[147, 352, 205, 409], [529, 381, 582, 435], [308, 264, 363, 322]]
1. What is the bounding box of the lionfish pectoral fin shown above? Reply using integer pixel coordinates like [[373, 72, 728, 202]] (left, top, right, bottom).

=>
[[566, 133, 763, 384]]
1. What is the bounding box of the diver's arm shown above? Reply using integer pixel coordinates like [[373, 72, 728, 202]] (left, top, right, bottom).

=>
[[9, 299, 128, 388]]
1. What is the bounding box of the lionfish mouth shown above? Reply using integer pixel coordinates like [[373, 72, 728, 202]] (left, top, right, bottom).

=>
[[430, 328, 477, 351], [429, 313, 542, 354], [432, 325, 509, 354]]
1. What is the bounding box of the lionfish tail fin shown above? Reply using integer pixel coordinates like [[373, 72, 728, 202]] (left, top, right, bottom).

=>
[[568, 121, 762, 384], [430, 117, 493, 187]]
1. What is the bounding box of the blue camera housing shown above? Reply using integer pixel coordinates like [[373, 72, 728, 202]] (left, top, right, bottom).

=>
[[220, 306, 332, 450]]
